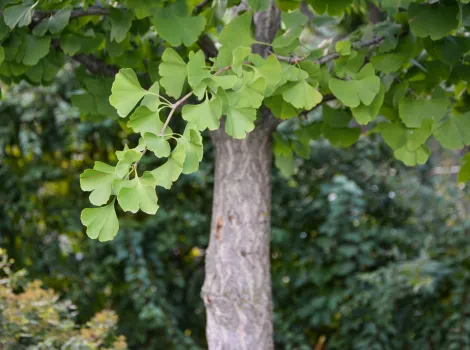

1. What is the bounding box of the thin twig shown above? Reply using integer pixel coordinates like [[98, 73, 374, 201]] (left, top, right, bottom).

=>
[[275, 36, 385, 65], [158, 66, 233, 136], [159, 91, 194, 136]]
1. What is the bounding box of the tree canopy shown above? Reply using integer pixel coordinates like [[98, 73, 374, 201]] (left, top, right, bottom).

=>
[[1, 0, 469, 241]]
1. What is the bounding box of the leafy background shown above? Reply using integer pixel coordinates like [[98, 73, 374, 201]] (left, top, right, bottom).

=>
[[1, 68, 470, 349], [2, 0, 470, 349]]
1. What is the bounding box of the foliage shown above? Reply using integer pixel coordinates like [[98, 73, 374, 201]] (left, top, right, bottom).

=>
[[0, 248, 127, 349], [2, 72, 470, 349], [0, 0, 467, 240], [2, 0, 470, 349]]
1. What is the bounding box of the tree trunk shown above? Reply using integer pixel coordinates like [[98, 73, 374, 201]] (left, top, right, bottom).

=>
[[202, 116, 276, 349], [201, 6, 280, 349]]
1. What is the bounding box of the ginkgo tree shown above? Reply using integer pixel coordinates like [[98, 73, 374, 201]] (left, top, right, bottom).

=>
[[2, 0, 470, 348]]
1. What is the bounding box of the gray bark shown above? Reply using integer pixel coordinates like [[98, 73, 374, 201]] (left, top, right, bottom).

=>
[[202, 117, 276, 349], [202, 5, 281, 349]]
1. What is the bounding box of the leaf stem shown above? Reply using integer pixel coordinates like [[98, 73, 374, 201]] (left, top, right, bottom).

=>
[[158, 64, 232, 136]]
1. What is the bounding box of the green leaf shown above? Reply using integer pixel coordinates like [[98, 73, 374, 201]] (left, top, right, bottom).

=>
[[127, 106, 168, 135], [272, 26, 302, 49], [275, 152, 295, 178], [219, 12, 254, 49], [33, 5, 72, 35], [115, 149, 141, 177], [378, 121, 432, 165], [109, 8, 133, 43], [153, 3, 206, 46], [433, 112, 470, 149], [144, 133, 171, 158], [264, 96, 299, 120], [187, 50, 210, 89], [4, 1, 37, 29], [81, 200, 119, 242], [117, 173, 159, 214], [351, 84, 385, 125], [60, 33, 82, 56], [307, 0, 353, 15], [251, 54, 282, 96], [408, 2, 459, 40], [182, 95, 222, 131], [282, 10, 308, 29], [225, 106, 256, 139], [110, 69, 147, 118], [248, 0, 271, 12], [398, 98, 449, 128], [80, 162, 118, 206], [150, 144, 186, 189], [321, 106, 360, 147], [159, 48, 187, 99], [336, 40, 351, 56], [179, 127, 204, 174], [394, 145, 430, 166], [329, 65, 381, 108], [141, 82, 161, 112], [458, 152, 470, 182], [227, 71, 266, 109], [17, 35, 51, 66], [282, 80, 323, 110], [232, 46, 252, 76], [321, 125, 361, 147]]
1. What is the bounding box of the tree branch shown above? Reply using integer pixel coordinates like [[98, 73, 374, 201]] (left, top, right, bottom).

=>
[[275, 36, 385, 65], [72, 54, 118, 76]]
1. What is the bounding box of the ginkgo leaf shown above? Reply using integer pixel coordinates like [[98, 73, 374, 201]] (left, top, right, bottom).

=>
[[140, 82, 161, 112], [159, 48, 187, 99], [4, 1, 37, 29], [182, 95, 223, 131], [351, 84, 385, 125], [32, 5, 72, 35], [282, 10, 308, 29], [433, 112, 470, 149], [408, 2, 458, 40], [80, 162, 118, 206], [211, 75, 239, 90], [219, 12, 254, 49], [150, 144, 186, 189], [322, 124, 361, 147], [152, 2, 206, 46], [227, 71, 266, 109], [272, 26, 303, 49], [378, 120, 433, 166], [329, 74, 380, 108], [321, 106, 360, 147], [282, 80, 323, 110], [187, 50, 210, 89], [394, 145, 430, 166], [109, 68, 147, 117], [109, 8, 133, 43], [398, 98, 449, 128], [232, 46, 252, 76], [308, 0, 353, 15], [81, 200, 119, 242], [248, 0, 271, 12], [17, 35, 51, 66], [179, 127, 204, 174], [264, 96, 299, 120], [251, 54, 282, 96], [127, 106, 164, 135], [117, 172, 159, 214], [225, 106, 256, 139], [115, 149, 141, 177], [458, 152, 470, 182], [144, 132, 171, 158]]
